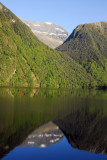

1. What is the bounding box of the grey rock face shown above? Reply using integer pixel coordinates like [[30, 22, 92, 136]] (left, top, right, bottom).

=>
[[21, 19, 69, 48], [0, 4, 3, 10]]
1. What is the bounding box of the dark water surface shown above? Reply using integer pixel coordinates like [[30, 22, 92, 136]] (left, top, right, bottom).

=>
[[0, 88, 107, 160]]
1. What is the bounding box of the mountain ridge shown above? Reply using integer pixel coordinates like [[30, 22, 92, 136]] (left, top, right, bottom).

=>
[[0, 2, 93, 88], [21, 19, 69, 49], [57, 21, 107, 87]]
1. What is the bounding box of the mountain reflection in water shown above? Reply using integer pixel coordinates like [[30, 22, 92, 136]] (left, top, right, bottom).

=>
[[21, 122, 64, 148], [0, 88, 107, 159]]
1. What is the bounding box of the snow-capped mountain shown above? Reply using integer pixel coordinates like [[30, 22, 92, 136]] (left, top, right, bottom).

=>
[[21, 19, 69, 48]]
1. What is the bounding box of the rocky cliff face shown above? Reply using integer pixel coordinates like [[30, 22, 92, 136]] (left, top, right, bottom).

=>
[[21, 19, 69, 48]]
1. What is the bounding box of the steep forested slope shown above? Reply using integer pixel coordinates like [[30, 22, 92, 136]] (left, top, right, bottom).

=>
[[0, 3, 93, 88], [57, 22, 107, 87]]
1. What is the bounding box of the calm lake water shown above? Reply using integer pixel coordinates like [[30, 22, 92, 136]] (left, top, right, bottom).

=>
[[0, 88, 107, 160]]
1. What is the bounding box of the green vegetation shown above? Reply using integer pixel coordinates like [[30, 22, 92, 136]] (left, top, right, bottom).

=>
[[0, 3, 107, 88], [57, 22, 107, 87], [0, 3, 94, 88]]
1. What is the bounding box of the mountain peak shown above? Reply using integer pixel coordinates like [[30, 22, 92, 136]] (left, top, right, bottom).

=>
[[64, 21, 107, 42], [57, 21, 107, 87], [0, 3, 92, 88], [21, 19, 69, 48], [43, 21, 53, 25]]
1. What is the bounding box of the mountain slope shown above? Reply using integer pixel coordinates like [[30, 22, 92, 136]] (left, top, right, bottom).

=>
[[0, 3, 93, 88], [57, 22, 107, 87], [21, 19, 69, 49]]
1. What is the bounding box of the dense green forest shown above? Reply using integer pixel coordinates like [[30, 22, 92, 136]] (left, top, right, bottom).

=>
[[57, 22, 107, 87], [0, 3, 107, 88], [0, 3, 94, 88]]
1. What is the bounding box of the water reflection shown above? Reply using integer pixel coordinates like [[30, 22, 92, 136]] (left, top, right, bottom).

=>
[[0, 88, 107, 159], [21, 122, 64, 148], [54, 104, 107, 154]]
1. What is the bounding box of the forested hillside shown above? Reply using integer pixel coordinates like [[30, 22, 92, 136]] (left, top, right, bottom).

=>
[[0, 3, 93, 88], [57, 22, 107, 87]]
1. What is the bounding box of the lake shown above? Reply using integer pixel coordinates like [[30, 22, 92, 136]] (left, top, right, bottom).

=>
[[0, 87, 107, 160]]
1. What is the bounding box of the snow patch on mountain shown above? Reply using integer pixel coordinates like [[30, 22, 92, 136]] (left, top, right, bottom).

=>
[[44, 22, 52, 25], [21, 19, 69, 48], [33, 24, 40, 27], [55, 28, 65, 32]]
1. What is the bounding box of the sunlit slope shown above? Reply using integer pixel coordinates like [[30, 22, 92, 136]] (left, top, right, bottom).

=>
[[57, 22, 107, 87], [0, 3, 94, 88]]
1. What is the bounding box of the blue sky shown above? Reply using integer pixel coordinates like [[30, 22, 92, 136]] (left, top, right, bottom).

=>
[[1, 0, 107, 33]]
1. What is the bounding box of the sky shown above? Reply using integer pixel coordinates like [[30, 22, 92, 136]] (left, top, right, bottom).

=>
[[0, 0, 107, 33]]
